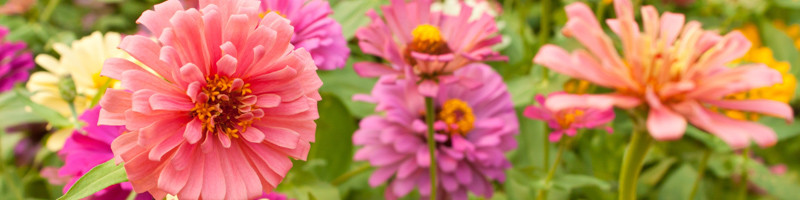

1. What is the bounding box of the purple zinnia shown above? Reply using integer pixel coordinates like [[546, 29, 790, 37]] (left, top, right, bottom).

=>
[[353, 64, 518, 200], [0, 26, 33, 92], [57, 107, 151, 200], [260, 0, 350, 70]]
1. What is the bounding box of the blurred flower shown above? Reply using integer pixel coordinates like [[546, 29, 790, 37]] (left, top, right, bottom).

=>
[[355, 0, 505, 96], [431, 0, 501, 21], [353, 64, 517, 200], [0, 26, 34, 92], [721, 48, 797, 121], [534, 0, 793, 148], [524, 92, 615, 142], [258, 192, 289, 200], [260, 0, 350, 70], [26, 31, 130, 151], [56, 107, 152, 200], [5, 123, 49, 166], [100, 0, 321, 199], [0, 0, 34, 15]]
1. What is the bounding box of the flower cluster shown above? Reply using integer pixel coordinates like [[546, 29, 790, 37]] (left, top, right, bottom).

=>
[[0, 26, 33, 92]]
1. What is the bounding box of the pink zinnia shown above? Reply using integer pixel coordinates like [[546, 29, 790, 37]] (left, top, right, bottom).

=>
[[57, 107, 152, 200], [353, 64, 517, 200], [260, 0, 350, 70], [354, 0, 505, 96], [99, 0, 321, 199], [524, 92, 615, 142], [534, 0, 793, 148]]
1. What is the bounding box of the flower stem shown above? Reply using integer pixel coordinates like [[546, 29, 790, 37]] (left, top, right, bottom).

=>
[[689, 149, 711, 200], [539, 0, 552, 81], [542, 126, 550, 173], [331, 163, 371, 186], [425, 97, 438, 200], [738, 147, 751, 200], [536, 137, 570, 200], [40, 0, 62, 23], [618, 120, 653, 200]]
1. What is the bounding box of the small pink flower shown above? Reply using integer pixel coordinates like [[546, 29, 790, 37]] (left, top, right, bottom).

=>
[[534, 0, 793, 148], [259, 0, 350, 70], [355, 0, 505, 96], [353, 64, 517, 200], [99, 0, 321, 199], [524, 93, 615, 142]]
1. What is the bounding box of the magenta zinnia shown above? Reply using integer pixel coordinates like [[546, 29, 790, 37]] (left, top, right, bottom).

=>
[[354, 0, 505, 96], [353, 64, 517, 200], [0, 26, 33, 92], [534, 0, 793, 148], [260, 0, 350, 70], [98, 0, 322, 199], [524, 92, 615, 142], [57, 107, 152, 200]]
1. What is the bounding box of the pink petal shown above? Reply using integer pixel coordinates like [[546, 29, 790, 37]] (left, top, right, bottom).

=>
[[544, 93, 642, 111], [705, 99, 793, 121], [149, 93, 193, 111], [354, 62, 398, 77], [184, 119, 203, 144], [645, 88, 686, 140]]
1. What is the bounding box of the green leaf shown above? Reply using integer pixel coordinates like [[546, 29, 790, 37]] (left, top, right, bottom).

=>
[[639, 157, 678, 185], [772, 0, 800, 9], [685, 125, 732, 153], [12, 87, 72, 128], [318, 59, 377, 118], [0, 91, 43, 129], [747, 159, 800, 200], [657, 164, 707, 200], [758, 117, 800, 141], [553, 174, 611, 191], [307, 93, 358, 182], [331, 0, 384, 39], [58, 160, 128, 200]]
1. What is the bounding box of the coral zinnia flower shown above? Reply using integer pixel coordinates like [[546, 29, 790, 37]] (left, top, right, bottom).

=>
[[354, 0, 505, 96], [534, 0, 793, 148], [99, 0, 321, 199], [524, 92, 615, 142], [259, 0, 350, 70], [57, 107, 152, 200], [0, 26, 33, 92], [353, 64, 517, 200]]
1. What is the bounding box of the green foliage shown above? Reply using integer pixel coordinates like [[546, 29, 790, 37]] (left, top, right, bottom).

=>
[[58, 160, 128, 200]]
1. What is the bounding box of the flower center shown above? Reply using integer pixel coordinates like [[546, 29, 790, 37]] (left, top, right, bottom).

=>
[[438, 99, 475, 136], [404, 24, 452, 65], [563, 79, 591, 94], [259, 10, 286, 18], [556, 109, 584, 129], [191, 75, 260, 138], [92, 72, 115, 89]]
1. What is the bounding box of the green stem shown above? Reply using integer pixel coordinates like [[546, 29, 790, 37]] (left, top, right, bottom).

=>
[[738, 147, 750, 200], [596, 0, 609, 20], [618, 119, 653, 200], [536, 137, 570, 200], [538, 0, 553, 81], [425, 97, 437, 200], [68, 103, 83, 132], [40, 0, 62, 23], [689, 149, 711, 200], [542, 126, 550, 173], [331, 163, 371, 186]]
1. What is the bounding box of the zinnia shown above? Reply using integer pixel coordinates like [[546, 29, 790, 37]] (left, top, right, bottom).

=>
[[353, 64, 517, 200], [524, 92, 615, 142], [57, 107, 152, 200], [26, 32, 130, 150], [259, 0, 350, 70], [534, 0, 793, 148], [0, 26, 33, 92], [354, 0, 505, 96], [99, 0, 321, 199]]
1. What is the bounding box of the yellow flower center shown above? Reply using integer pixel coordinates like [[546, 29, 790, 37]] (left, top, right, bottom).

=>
[[92, 72, 115, 89], [405, 24, 452, 66], [564, 79, 591, 94], [259, 10, 286, 18], [438, 99, 475, 136], [191, 75, 257, 138], [556, 109, 584, 129]]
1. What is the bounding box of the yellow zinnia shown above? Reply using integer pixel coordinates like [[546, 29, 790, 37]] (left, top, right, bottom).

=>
[[26, 31, 134, 150], [722, 25, 798, 121]]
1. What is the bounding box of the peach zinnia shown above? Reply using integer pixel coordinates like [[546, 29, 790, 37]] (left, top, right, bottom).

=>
[[535, 0, 793, 148], [98, 0, 321, 199]]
